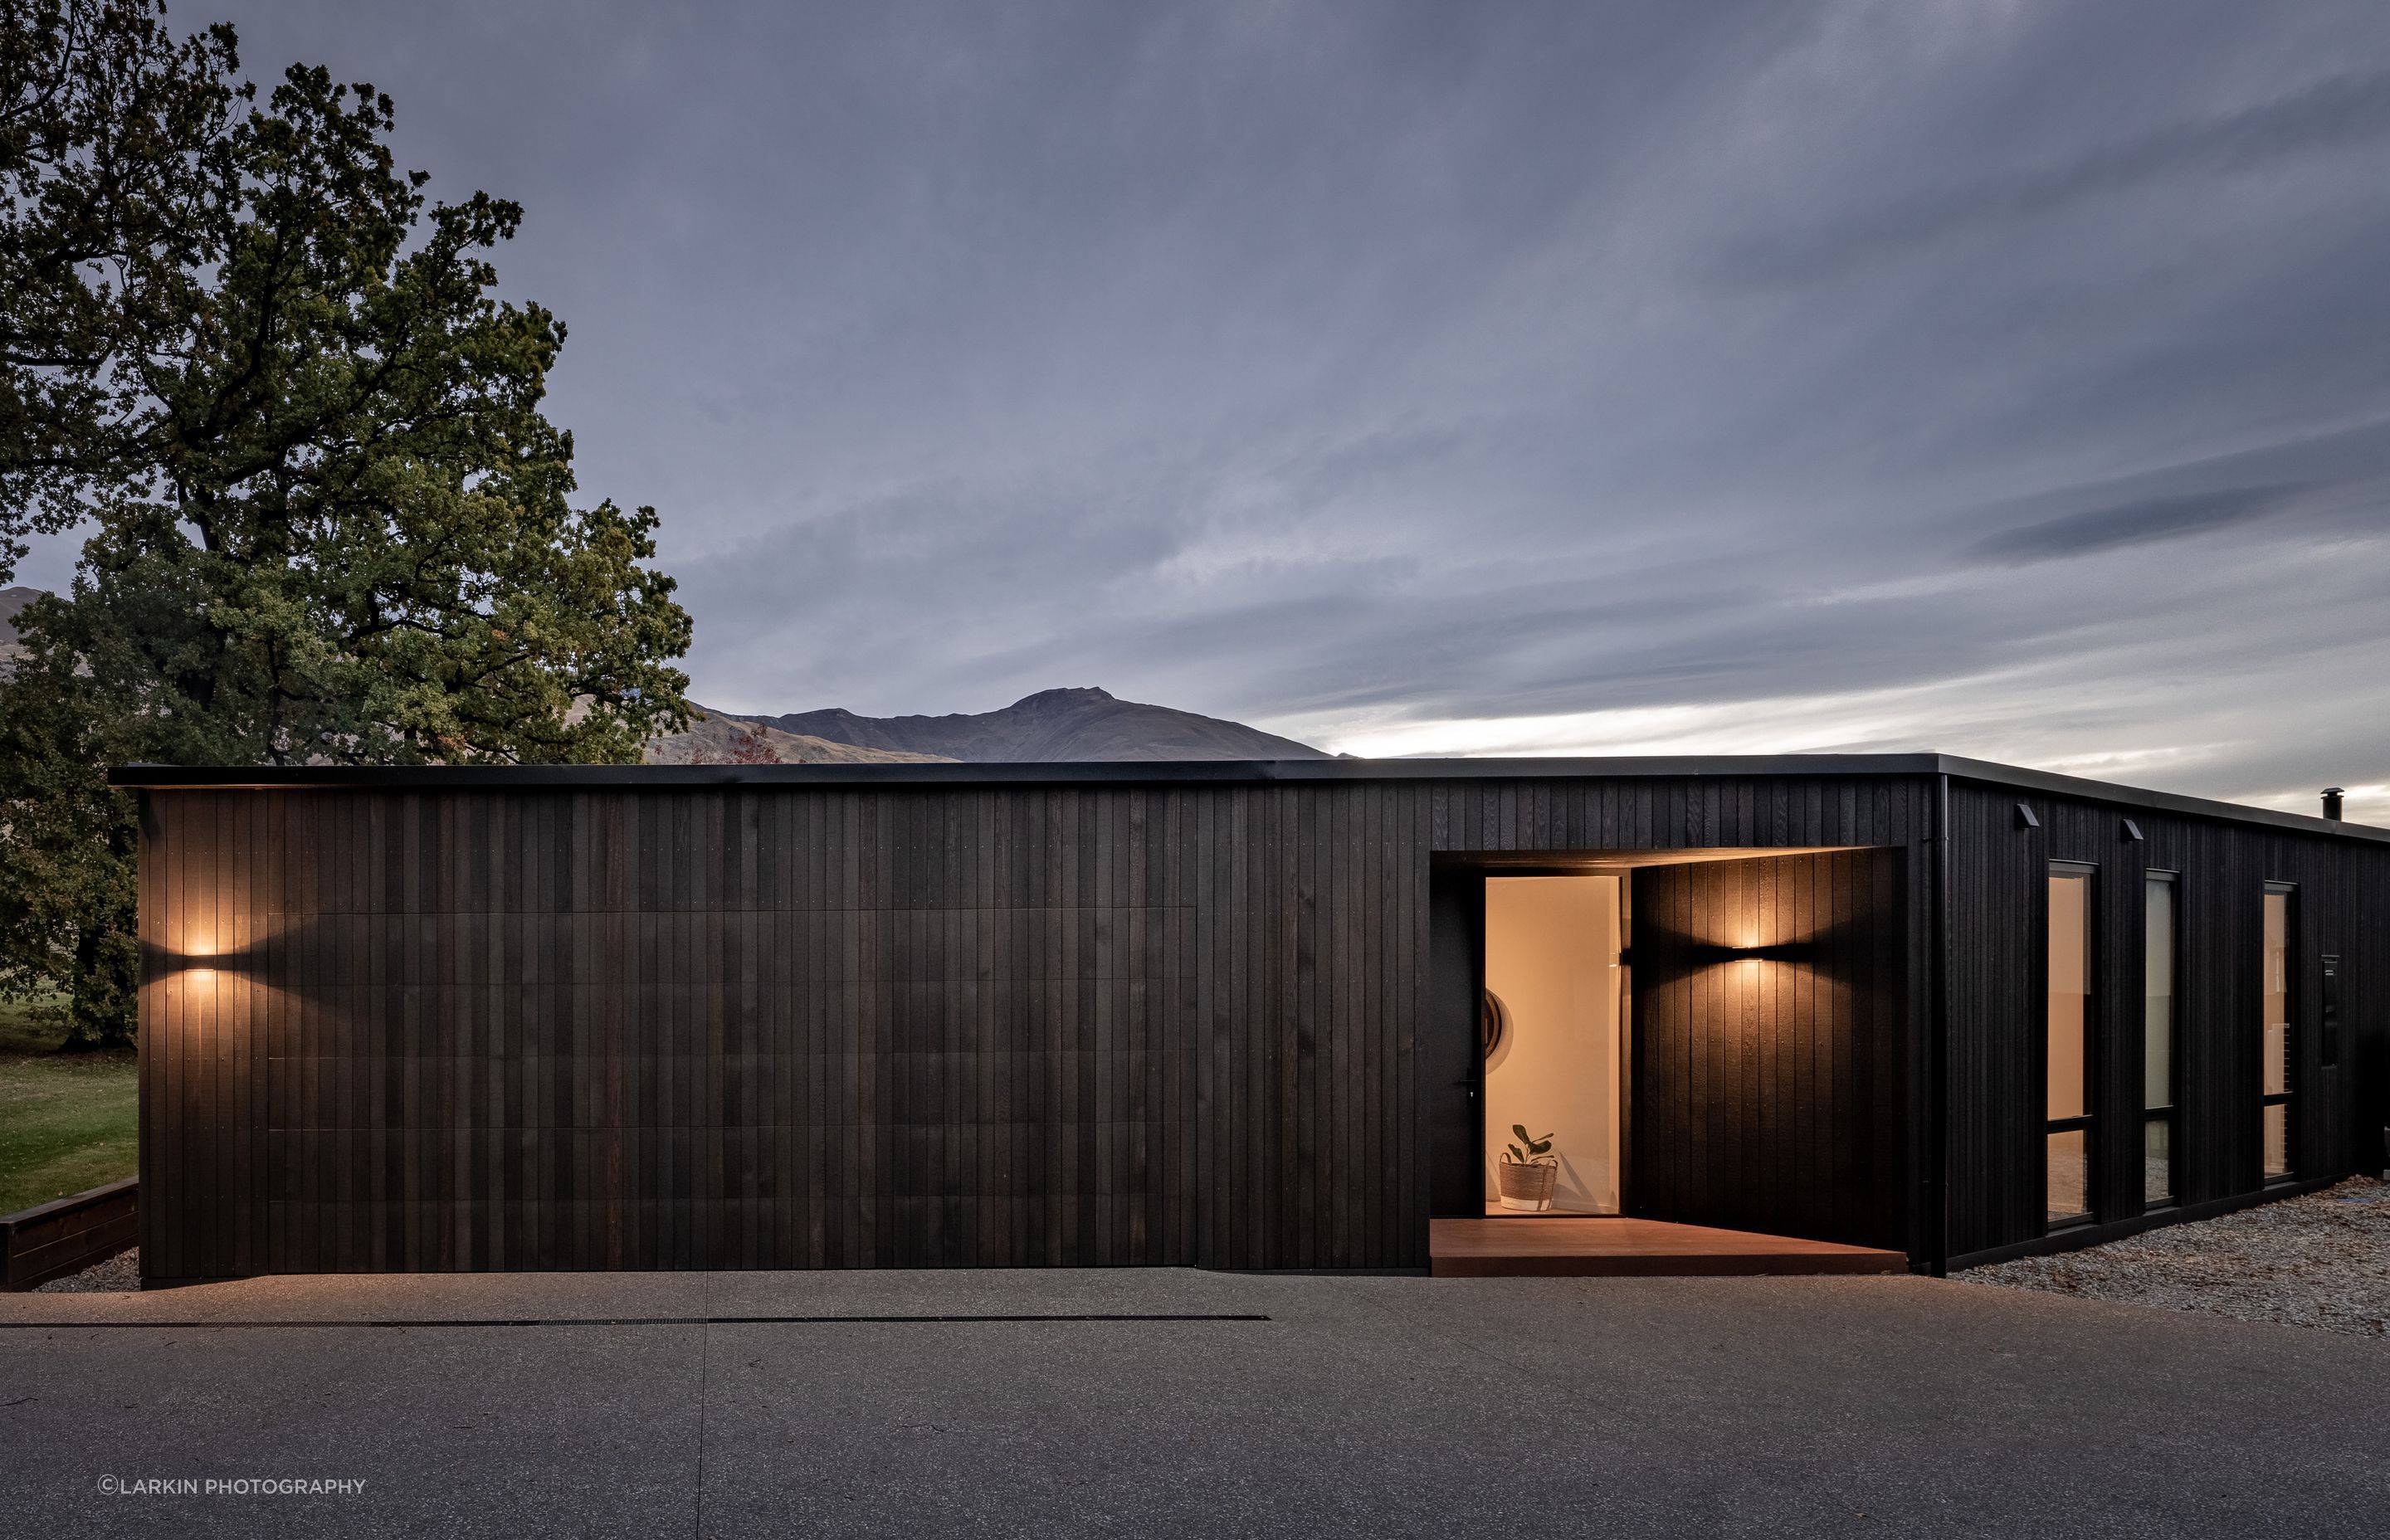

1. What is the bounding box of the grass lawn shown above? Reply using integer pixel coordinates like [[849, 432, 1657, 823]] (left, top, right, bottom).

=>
[[0, 998, 137, 1216]]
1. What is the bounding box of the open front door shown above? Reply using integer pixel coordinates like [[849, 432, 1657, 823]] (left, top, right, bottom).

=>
[[1626, 847, 1909, 1250]]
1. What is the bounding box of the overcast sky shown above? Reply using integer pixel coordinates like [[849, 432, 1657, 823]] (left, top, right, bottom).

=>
[[33, 2, 2390, 815]]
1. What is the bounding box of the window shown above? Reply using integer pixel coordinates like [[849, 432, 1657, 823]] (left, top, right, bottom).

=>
[[2262, 885, 2295, 1182], [2144, 874, 2176, 1209], [2047, 865, 2095, 1227]]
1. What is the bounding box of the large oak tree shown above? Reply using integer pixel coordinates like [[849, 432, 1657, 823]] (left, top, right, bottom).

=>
[[0, 1, 694, 1044]]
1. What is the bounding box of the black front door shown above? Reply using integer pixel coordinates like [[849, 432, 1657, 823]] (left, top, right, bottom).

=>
[[1427, 867, 1485, 1217]]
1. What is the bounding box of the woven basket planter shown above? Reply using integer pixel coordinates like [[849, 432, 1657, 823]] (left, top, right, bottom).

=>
[[1496, 1159, 1558, 1211]]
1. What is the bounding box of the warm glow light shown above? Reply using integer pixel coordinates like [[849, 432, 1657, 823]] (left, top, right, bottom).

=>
[[1696, 938, 1812, 967]]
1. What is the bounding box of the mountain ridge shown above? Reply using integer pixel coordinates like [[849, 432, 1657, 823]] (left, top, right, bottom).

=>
[[644, 712, 951, 765], [716, 686, 1331, 763]]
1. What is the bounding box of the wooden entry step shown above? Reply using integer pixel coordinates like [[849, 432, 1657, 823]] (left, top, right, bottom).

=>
[[1430, 1216, 1910, 1278]]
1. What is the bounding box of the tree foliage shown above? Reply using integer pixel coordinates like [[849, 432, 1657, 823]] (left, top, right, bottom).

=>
[[0, 1, 695, 1045], [0, 0, 243, 570]]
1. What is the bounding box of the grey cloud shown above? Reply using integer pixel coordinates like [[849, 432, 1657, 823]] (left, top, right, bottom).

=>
[[1719, 66, 2390, 285], [1968, 484, 2314, 564], [1951, 417, 2390, 567], [47, 0, 2381, 812]]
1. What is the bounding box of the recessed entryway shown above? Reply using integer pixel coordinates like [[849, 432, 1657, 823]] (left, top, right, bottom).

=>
[[1432, 844, 1913, 1271]]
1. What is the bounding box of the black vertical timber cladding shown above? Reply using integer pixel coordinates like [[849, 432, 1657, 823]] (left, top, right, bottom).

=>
[[1627, 850, 1910, 1250], [139, 787, 1188, 1276], [133, 768, 2382, 1276], [1940, 779, 2390, 1263]]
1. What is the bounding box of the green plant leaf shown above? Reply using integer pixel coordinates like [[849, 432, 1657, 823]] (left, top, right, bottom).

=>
[[1512, 1123, 1531, 1143], [1505, 1144, 1524, 1162]]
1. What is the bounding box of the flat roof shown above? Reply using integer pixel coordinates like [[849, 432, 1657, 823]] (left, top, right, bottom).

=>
[[106, 753, 2387, 844]]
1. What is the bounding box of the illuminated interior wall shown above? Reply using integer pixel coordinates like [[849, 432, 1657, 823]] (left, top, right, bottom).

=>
[[1628, 848, 1909, 1250], [1482, 875, 1620, 1213]]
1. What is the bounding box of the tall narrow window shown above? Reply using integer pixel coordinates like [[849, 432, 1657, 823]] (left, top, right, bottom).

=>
[[2144, 874, 2176, 1208], [2047, 865, 2095, 1227], [2262, 885, 2295, 1182]]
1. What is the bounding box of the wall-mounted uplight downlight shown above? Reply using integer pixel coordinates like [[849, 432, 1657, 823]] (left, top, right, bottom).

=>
[[1690, 940, 1812, 966], [145, 936, 244, 982]]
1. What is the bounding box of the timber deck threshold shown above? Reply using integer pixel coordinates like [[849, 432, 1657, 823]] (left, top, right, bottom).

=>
[[1430, 1217, 1910, 1278]]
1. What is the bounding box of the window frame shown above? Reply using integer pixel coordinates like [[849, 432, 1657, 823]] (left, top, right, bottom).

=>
[[2261, 881, 2297, 1186], [2143, 870, 2178, 1213], [2045, 860, 2099, 1231]]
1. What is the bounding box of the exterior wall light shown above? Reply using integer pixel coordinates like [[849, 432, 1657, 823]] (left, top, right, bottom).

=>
[[1689, 941, 1812, 964]]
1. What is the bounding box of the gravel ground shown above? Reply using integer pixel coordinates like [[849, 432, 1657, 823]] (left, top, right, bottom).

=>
[[1966, 1177, 2390, 1336], [29, 1245, 137, 1293]]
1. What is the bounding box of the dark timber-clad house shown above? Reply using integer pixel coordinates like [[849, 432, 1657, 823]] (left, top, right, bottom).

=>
[[111, 756, 2389, 1284]]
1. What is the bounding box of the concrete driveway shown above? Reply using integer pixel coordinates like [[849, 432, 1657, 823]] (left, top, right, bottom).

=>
[[2, 1266, 2385, 1538]]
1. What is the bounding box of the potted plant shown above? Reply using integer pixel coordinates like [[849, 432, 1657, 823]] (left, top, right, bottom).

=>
[[1497, 1124, 1559, 1211]]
